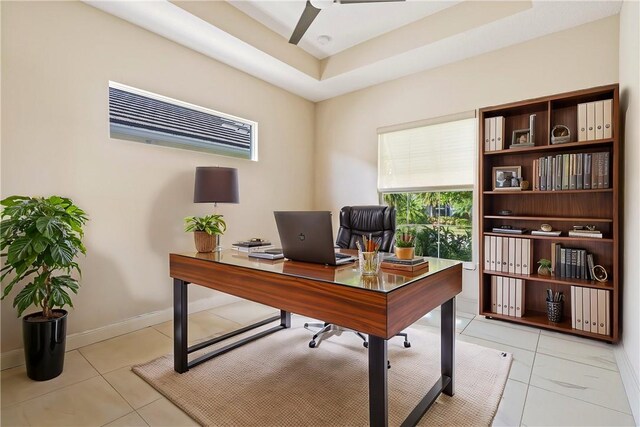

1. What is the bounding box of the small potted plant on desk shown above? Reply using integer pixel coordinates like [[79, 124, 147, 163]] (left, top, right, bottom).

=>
[[184, 214, 226, 253], [0, 195, 88, 381], [394, 226, 416, 260]]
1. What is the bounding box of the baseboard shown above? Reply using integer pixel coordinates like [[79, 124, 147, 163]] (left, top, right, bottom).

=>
[[614, 344, 640, 424], [1, 293, 241, 371]]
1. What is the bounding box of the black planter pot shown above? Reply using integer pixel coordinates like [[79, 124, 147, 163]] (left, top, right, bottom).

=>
[[23, 309, 68, 381]]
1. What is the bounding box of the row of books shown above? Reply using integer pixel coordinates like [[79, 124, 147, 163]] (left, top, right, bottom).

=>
[[551, 243, 596, 280], [490, 276, 525, 317], [532, 152, 610, 191], [578, 100, 613, 141], [232, 240, 274, 252], [571, 286, 610, 335], [484, 236, 532, 275]]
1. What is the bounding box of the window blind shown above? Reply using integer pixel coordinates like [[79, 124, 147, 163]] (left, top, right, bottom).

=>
[[378, 118, 476, 192], [108, 82, 257, 160]]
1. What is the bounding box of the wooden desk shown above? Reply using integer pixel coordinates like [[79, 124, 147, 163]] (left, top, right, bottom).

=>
[[170, 251, 462, 427]]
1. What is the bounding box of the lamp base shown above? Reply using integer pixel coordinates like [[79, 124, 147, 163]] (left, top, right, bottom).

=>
[[214, 234, 223, 252]]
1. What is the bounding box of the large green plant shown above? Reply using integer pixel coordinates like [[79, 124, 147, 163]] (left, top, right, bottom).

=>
[[0, 196, 88, 318], [184, 214, 226, 236]]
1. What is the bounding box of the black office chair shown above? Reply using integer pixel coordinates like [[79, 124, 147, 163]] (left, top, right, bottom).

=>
[[304, 206, 411, 350]]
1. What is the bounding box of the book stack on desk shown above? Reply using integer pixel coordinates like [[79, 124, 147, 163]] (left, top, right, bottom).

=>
[[232, 240, 274, 252], [381, 256, 429, 273]]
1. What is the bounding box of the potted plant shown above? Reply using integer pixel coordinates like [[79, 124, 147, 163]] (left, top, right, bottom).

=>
[[0, 195, 88, 381], [184, 214, 226, 253], [394, 227, 416, 260]]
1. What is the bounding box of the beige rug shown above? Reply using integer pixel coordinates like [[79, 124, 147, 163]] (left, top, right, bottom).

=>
[[134, 321, 512, 426]]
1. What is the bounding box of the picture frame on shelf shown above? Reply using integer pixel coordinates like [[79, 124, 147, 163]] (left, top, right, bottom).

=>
[[511, 129, 530, 146], [492, 165, 522, 191]]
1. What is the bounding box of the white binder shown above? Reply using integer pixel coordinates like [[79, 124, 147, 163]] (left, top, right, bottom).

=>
[[515, 238, 522, 275], [521, 239, 530, 275], [503, 276, 510, 314], [484, 118, 491, 152], [582, 287, 591, 331], [571, 286, 576, 329], [603, 99, 613, 138], [595, 101, 604, 140], [484, 237, 491, 271], [496, 116, 505, 150], [508, 237, 516, 274], [491, 276, 497, 313], [586, 102, 595, 140], [597, 289, 606, 335], [515, 279, 524, 317], [496, 276, 503, 315], [490, 236, 496, 271], [502, 237, 509, 272], [605, 290, 611, 335], [489, 117, 496, 151], [496, 236, 503, 273], [578, 103, 587, 141], [508, 278, 516, 317], [590, 288, 598, 333], [575, 286, 583, 329]]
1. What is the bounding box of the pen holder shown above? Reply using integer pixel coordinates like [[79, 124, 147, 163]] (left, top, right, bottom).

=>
[[546, 301, 563, 323], [359, 251, 382, 276]]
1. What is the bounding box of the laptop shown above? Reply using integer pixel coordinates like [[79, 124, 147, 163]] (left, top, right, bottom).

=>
[[274, 211, 356, 266]]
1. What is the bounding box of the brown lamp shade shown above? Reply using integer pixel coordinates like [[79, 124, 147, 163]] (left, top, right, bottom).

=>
[[194, 167, 239, 204]]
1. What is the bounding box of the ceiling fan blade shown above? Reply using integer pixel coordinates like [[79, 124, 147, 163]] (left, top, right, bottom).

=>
[[289, 1, 322, 45], [338, 0, 405, 3]]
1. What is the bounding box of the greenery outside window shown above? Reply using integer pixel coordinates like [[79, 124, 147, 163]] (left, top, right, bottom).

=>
[[383, 191, 472, 261]]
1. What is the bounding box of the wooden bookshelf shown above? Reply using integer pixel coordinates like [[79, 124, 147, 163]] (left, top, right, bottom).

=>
[[478, 84, 620, 343]]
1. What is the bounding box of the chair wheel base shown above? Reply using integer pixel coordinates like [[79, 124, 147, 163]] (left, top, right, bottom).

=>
[[363, 341, 369, 348], [309, 340, 316, 348], [404, 341, 411, 348]]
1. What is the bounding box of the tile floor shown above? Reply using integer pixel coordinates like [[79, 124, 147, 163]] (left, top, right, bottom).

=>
[[1, 300, 636, 426]]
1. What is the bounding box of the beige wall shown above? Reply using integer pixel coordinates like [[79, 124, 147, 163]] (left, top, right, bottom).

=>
[[314, 16, 619, 301], [619, 0, 640, 419], [0, 2, 315, 352]]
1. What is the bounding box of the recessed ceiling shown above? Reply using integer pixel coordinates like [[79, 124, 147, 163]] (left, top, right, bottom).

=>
[[229, 0, 461, 59], [85, 1, 622, 102]]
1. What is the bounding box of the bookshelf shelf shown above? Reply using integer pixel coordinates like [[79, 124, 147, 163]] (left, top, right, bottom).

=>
[[483, 215, 613, 223], [482, 270, 614, 290], [483, 232, 613, 243], [479, 310, 615, 342], [483, 189, 613, 195], [484, 138, 613, 156], [479, 84, 619, 343]]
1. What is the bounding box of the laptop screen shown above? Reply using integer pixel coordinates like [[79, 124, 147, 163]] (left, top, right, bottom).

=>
[[274, 211, 352, 266]]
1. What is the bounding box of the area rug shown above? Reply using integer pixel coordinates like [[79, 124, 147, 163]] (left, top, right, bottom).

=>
[[133, 321, 512, 426]]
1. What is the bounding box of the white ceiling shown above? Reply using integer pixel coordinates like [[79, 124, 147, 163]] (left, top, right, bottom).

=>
[[229, 0, 460, 58], [85, 1, 622, 102]]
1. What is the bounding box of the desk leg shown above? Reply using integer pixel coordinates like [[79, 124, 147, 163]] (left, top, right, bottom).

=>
[[441, 296, 455, 396], [280, 310, 291, 328], [174, 278, 188, 373], [368, 335, 388, 427]]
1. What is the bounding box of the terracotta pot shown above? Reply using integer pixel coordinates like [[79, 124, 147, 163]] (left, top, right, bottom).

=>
[[395, 247, 415, 260], [194, 231, 216, 253]]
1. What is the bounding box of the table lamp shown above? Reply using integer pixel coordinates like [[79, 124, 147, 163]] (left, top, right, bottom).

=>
[[194, 166, 239, 251]]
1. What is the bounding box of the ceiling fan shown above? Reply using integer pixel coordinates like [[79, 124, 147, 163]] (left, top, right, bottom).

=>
[[289, 0, 406, 45]]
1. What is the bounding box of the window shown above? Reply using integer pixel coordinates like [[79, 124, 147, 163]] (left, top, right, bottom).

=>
[[108, 82, 257, 160], [378, 115, 476, 262], [383, 191, 473, 261]]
